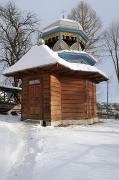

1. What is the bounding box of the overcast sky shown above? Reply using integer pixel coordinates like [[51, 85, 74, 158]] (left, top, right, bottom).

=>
[[0, 0, 119, 29]]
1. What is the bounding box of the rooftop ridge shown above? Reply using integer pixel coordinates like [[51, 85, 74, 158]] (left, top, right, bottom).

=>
[[43, 18, 83, 32]]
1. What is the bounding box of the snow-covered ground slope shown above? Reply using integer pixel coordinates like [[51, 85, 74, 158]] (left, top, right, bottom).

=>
[[0, 115, 119, 180]]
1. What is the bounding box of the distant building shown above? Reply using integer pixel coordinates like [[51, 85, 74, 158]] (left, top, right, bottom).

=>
[[3, 19, 108, 126]]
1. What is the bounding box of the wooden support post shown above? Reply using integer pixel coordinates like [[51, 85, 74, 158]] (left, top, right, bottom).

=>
[[106, 80, 109, 119]]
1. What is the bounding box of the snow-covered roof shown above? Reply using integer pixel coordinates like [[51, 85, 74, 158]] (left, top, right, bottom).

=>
[[3, 45, 60, 75], [43, 18, 83, 33], [3, 45, 108, 81], [57, 50, 98, 63], [0, 84, 22, 91], [57, 50, 97, 66]]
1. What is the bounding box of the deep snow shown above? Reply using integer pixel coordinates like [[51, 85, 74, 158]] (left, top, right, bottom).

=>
[[0, 115, 119, 180]]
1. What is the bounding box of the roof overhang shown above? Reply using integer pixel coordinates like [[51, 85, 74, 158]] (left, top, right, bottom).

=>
[[3, 63, 108, 84], [57, 50, 97, 65], [0, 84, 22, 92], [2, 45, 108, 84]]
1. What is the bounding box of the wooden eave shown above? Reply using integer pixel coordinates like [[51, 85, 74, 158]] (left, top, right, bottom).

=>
[[4, 63, 108, 84]]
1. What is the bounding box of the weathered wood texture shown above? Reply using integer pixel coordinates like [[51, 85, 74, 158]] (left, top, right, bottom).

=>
[[60, 76, 96, 120], [21, 72, 96, 122], [86, 80, 96, 118], [50, 75, 61, 121], [42, 74, 51, 121], [21, 76, 28, 120], [21, 72, 51, 121]]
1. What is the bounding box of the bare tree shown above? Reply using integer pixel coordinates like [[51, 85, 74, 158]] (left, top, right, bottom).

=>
[[0, 2, 39, 87], [68, 1, 102, 55], [103, 22, 119, 84]]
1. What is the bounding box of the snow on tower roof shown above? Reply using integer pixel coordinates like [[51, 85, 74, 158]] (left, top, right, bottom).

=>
[[3, 44, 108, 81], [43, 18, 83, 33]]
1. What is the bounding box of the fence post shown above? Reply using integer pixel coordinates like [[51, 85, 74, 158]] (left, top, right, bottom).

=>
[[106, 80, 109, 119]]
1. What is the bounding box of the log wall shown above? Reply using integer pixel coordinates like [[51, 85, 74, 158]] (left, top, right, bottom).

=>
[[22, 76, 28, 120], [21, 72, 96, 124], [60, 76, 96, 120], [50, 75, 61, 121], [86, 80, 96, 118]]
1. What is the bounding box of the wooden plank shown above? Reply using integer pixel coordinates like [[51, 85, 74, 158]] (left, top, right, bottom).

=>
[[61, 96, 85, 100], [62, 99, 85, 103], [62, 116, 85, 119], [61, 92, 85, 96], [61, 89, 84, 93], [61, 93, 86, 97], [60, 77, 96, 120], [61, 82, 84, 85], [51, 98, 61, 103], [51, 81, 60, 86], [61, 86, 83, 90], [51, 89, 61, 94], [50, 75, 61, 120]]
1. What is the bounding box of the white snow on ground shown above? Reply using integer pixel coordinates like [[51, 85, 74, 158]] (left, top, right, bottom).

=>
[[0, 115, 119, 180]]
